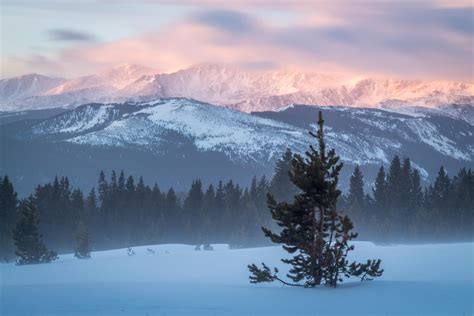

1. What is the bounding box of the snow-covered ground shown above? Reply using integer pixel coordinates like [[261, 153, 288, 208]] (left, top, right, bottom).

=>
[[1, 242, 473, 315]]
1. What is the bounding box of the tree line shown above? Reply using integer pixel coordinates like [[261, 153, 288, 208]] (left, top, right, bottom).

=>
[[0, 152, 472, 261], [0, 170, 275, 260], [340, 156, 473, 242]]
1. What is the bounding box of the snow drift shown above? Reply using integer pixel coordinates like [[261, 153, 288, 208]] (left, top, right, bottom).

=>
[[1, 242, 473, 315]]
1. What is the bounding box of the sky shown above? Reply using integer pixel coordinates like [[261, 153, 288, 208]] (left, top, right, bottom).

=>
[[0, 0, 473, 81]]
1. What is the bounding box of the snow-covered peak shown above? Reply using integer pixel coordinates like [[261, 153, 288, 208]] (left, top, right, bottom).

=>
[[46, 63, 157, 96], [1, 64, 473, 112], [97, 63, 157, 87]]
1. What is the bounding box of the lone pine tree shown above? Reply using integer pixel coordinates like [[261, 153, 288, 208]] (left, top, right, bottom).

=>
[[13, 198, 58, 265], [74, 221, 91, 259], [248, 111, 383, 287]]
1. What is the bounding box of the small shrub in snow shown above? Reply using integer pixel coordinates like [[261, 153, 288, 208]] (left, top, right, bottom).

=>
[[127, 247, 135, 256], [203, 244, 214, 251]]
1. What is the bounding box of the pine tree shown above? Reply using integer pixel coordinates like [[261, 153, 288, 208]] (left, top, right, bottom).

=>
[[98, 170, 108, 202], [431, 166, 452, 236], [164, 187, 181, 239], [410, 169, 423, 213], [184, 180, 204, 241], [386, 156, 403, 208], [222, 180, 242, 241], [85, 188, 98, 216], [214, 181, 226, 240], [453, 168, 473, 238], [13, 198, 58, 265], [110, 170, 118, 191], [248, 111, 383, 287], [373, 166, 387, 208], [118, 170, 126, 192], [74, 221, 91, 259], [347, 165, 365, 218], [269, 148, 298, 203], [202, 184, 216, 243], [0, 175, 17, 259], [399, 158, 413, 228], [71, 189, 84, 216]]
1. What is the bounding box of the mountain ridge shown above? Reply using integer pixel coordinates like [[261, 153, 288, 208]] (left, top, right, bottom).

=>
[[1, 64, 472, 113]]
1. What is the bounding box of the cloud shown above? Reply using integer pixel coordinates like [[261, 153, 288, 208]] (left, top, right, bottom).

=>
[[191, 9, 257, 33], [48, 28, 97, 42], [4, 1, 473, 81]]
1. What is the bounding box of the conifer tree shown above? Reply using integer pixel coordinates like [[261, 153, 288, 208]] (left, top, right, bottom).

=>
[[410, 169, 423, 213], [399, 158, 413, 225], [85, 188, 97, 214], [202, 184, 216, 243], [0, 175, 17, 259], [98, 170, 108, 202], [347, 165, 365, 218], [387, 156, 403, 208], [110, 170, 118, 191], [164, 187, 181, 238], [184, 179, 204, 240], [372, 165, 387, 231], [13, 198, 58, 265], [269, 148, 298, 203], [373, 166, 387, 208], [74, 221, 91, 259], [248, 111, 383, 287], [118, 170, 126, 192]]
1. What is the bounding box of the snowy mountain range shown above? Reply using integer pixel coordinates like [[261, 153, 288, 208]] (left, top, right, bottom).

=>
[[1, 98, 472, 195], [1, 64, 472, 115]]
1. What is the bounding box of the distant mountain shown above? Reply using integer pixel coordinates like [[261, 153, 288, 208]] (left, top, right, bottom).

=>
[[0, 74, 66, 104], [1, 98, 472, 195], [1, 64, 472, 114], [0, 64, 156, 111]]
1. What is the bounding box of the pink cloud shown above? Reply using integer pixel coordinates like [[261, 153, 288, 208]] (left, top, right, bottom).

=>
[[3, 1, 473, 81]]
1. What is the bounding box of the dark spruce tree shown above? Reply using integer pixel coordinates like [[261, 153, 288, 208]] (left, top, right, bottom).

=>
[[373, 166, 387, 210], [269, 148, 299, 203], [13, 198, 58, 265], [248, 111, 383, 287], [346, 165, 365, 218], [74, 221, 91, 259], [0, 175, 17, 259]]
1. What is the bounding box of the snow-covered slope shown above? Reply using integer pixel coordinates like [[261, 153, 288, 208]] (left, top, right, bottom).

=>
[[258, 104, 474, 166], [31, 99, 308, 164], [28, 98, 474, 167], [1, 64, 472, 113], [1, 242, 472, 315], [2, 98, 472, 195], [25, 99, 474, 168]]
